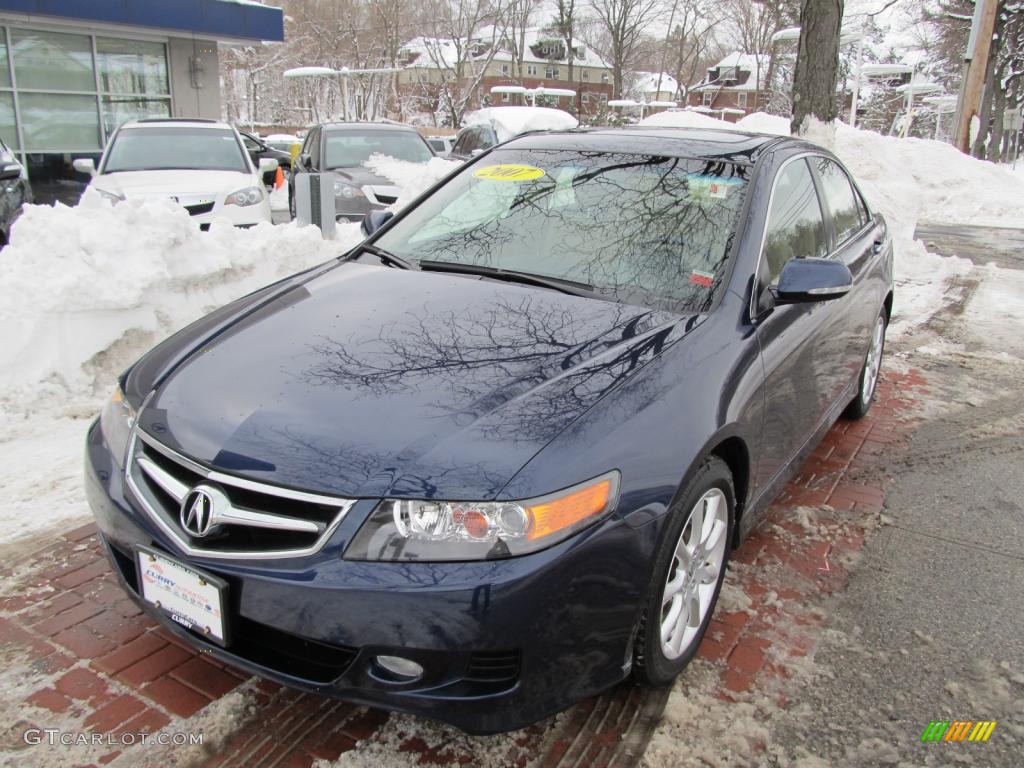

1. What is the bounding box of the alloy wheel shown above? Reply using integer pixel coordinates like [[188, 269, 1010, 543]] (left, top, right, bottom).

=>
[[861, 315, 885, 407], [660, 488, 729, 660]]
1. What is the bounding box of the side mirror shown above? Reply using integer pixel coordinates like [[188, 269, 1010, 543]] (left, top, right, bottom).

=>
[[774, 257, 853, 303], [361, 210, 394, 237], [0, 162, 20, 181], [470, 148, 484, 157], [72, 158, 97, 177], [258, 157, 278, 174]]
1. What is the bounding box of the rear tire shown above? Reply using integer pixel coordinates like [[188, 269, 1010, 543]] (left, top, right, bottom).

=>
[[632, 457, 734, 686], [844, 309, 887, 420]]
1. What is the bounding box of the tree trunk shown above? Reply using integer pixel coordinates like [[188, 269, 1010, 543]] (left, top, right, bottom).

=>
[[790, 0, 844, 134]]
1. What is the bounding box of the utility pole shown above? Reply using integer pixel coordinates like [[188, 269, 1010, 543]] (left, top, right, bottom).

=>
[[954, 0, 1000, 153]]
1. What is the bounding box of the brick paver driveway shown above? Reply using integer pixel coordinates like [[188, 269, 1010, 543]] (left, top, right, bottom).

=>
[[0, 369, 926, 768]]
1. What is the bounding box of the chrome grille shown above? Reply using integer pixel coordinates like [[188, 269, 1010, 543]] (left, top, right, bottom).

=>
[[126, 429, 356, 560]]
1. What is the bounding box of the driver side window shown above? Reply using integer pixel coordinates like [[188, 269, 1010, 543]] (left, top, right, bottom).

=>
[[762, 158, 828, 285]]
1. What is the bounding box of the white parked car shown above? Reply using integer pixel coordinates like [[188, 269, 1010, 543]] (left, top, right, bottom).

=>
[[73, 118, 278, 229]]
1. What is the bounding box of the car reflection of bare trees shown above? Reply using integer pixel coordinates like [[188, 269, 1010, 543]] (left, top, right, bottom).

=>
[[410, 153, 745, 312], [299, 295, 690, 446]]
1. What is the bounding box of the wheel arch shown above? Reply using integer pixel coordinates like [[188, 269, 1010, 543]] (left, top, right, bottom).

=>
[[883, 290, 894, 323], [672, 429, 752, 551]]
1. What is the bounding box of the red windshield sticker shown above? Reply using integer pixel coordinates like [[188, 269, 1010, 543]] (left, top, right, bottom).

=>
[[690, 270, 714, 287]]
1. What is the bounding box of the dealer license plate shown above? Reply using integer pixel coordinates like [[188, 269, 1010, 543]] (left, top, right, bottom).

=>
[[136, 547, 228, 645]]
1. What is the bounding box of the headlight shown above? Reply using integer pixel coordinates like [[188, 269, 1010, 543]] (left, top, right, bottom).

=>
[[99, 385, 137, 468], [224, 186, 263, 206], [333, 180, 365, 199], [345, 471, 620, 561], [96, 188, 125, 204]]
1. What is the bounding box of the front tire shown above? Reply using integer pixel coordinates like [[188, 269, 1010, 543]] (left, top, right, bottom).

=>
[[632, 457, 734, 686], [844, 309, 887, 420]]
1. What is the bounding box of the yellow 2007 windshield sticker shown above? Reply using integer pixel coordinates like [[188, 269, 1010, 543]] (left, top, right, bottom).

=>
[[473, 164, 545, 182]]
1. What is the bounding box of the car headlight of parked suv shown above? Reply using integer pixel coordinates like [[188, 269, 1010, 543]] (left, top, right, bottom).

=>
[[224, 186, 264, 206], [99, 385, 136, 468], [346, 471, 619, 561], [333, 180, 365, 199]]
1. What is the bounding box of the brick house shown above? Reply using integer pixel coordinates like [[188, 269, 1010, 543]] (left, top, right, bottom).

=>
[[687, 53, 769, 122], [396, 29, 615, 123]]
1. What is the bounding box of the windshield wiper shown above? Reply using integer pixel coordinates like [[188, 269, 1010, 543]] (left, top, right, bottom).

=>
[[417, 260, 596, 298], [359, 244, 418, 270]]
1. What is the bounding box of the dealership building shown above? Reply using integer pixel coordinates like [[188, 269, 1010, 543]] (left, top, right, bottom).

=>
[[0, 0, 284, 204]]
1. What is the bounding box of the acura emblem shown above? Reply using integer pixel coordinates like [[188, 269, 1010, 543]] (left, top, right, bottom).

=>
[[180, 486, 216, 537]]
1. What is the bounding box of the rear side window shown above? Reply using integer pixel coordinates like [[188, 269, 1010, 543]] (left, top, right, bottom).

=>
[[813, 157, 863, 246], [762, 158, 828, 284]]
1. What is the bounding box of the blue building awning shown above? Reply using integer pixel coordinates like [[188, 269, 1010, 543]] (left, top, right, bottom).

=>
[[0, 0, 285, 42]]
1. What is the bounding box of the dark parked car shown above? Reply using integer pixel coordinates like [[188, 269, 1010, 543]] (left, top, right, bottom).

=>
[[239, 130, 292, 187], [288, 122, 434, 220], [0, 138, 31, 245], [85, 127, 893, 734]]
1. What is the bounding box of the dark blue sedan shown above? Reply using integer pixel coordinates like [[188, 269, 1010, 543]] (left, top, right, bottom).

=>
[[85, 127, 893, 734]]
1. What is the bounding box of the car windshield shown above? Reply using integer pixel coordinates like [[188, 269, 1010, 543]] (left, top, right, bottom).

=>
[[325, 130, 433, 168], [103, 127, 249, 173], [374, 148, 750, 312]]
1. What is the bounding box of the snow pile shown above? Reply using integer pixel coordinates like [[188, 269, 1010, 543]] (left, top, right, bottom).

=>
[[735, 112, 790, 135], [364, 154, 461, 205], [463, 106, 578, 141], [0, 192, 360, 421], [639, 109, 734, 130]]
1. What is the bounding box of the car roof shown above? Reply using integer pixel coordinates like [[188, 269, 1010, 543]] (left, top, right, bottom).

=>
[[318, 121, 421, 133], [502, 126, 810, 166], [120, 118, 233, 130]]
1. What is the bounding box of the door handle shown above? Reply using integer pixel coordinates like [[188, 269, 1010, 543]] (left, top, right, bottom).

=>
[[872, 238, 884, 255]]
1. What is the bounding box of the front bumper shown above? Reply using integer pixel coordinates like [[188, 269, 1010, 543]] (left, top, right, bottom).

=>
[[193, 198, 273, 229], [85, 420, 654, 733]]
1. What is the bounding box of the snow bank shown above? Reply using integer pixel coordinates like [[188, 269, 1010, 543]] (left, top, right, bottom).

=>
[[0, 193, 360, 422], [463, 106, 578, 142], [363, 154, 461, 205]]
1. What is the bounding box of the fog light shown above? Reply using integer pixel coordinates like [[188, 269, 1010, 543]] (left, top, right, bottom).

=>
[[374, 655, 424, 682]]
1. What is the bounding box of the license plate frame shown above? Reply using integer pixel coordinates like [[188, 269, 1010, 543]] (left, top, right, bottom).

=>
[[135, 546, 230, 646]]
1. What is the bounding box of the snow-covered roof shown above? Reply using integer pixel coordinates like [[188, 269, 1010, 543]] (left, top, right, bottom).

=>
[[462, 106, 578, 142], [401, 27, 610, 71], [400, 36, 461, 70], [633, 71, 680, 96], [691, 52, 769, 92]]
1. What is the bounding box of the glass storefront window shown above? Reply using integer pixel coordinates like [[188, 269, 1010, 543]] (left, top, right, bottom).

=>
[[97, 38, 169, 95], [0, 92, 17, 149], [20, 93, 100, 151], [11, 29, 95, 92], [102, 95, 171, 135]]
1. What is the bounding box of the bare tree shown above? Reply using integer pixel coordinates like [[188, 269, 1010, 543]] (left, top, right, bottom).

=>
[[419, 0, 511, 126], [586, 0, 664, 96], [506, 0, 539, 79]]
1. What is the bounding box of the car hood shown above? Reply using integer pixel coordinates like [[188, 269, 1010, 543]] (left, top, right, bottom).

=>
[[139, 263, 694, 500], [94, 169, 255, 199], [329, 166, 394, 188]]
